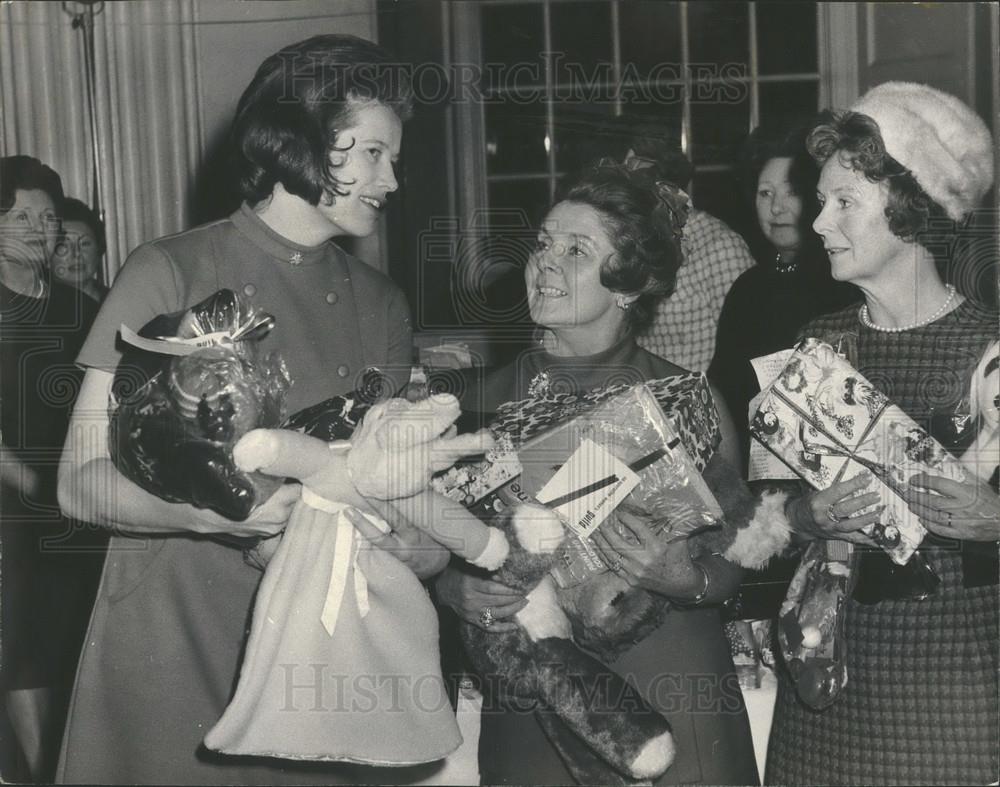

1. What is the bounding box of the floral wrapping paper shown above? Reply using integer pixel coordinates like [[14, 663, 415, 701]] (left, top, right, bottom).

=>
[[750, 338, 968, 564]]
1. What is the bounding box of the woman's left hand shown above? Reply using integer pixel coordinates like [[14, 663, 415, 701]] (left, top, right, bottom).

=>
[[590, 508, 705, 599], [906, 472, 1000, 541], [344, 499, 450, 579]]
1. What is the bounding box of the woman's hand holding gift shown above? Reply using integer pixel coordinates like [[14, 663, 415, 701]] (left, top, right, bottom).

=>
[[589, 509, 710, 602], [785, 473, 884, 545], [435, 566, 527, 632], [906, 473, 1000, 541]]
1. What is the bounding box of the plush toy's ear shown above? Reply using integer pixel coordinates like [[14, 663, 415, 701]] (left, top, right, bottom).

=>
[[391, 491, 510, 570], [234, 429, 348, 487], [347, 395, 494, 500]]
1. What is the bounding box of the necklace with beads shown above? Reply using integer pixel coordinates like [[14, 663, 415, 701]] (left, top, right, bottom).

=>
[[859, 284, 958, 333], [774, 251, 798, 275]]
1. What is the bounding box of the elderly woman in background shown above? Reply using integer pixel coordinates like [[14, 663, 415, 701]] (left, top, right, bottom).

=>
[[766, 83, 999, 785], [436, 163, 759, 785], [709, 120, 858, 468], [50, 198, 109, 303]]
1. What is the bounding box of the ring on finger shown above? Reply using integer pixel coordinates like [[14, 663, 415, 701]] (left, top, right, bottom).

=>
[[479, 607, 495, 628], [826, 502, 844, 524], [609, 557, 623, 573]]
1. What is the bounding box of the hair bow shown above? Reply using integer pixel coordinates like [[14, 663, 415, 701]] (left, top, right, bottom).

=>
[[592, 157, 691, 243], [652, 179, 691, 244]]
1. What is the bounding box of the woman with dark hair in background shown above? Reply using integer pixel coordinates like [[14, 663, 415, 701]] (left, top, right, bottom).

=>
[[1, 156, 102, 783], [766, 83, 999, 785], [436, 163, 760, 785], [50, 198, 109, 304], [56, 35, 447, 785], [709, 121, 858, 468]]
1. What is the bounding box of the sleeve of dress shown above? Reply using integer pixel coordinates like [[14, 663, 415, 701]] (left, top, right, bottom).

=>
[[76, 242, 180, 371], [708, 274, 754, 424], [385, 283, 414, 393]]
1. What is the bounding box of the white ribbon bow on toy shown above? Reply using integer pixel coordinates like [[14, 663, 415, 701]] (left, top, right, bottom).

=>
[[299, 488, 387, 636]]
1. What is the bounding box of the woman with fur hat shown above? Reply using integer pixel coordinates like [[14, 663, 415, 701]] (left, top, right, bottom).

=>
[[765, 82, 999, 785]]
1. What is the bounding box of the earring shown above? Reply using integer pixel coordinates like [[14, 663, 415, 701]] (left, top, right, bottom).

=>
[[615, 296, 631, 311]]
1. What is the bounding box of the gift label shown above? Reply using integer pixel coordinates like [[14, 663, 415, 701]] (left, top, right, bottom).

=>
[[748, 351, 800, 482], [750, 348, 796, 390], [535, 438, 640, 539]]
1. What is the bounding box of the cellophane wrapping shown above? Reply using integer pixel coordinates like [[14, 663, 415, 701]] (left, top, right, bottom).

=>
[[433, 376, 724, 587], [109, 289, 290, 521]]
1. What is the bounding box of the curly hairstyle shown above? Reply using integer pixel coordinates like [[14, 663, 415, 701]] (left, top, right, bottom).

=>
[[232, 34, 413, 207], [806, 110, 950, 243], [60, 197, 106, 257], [557, 164, 685, 331], [1, 155, 64, 212]]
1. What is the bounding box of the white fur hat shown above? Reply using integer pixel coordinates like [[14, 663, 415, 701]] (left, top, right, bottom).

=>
[[850, 81, 994, 221]]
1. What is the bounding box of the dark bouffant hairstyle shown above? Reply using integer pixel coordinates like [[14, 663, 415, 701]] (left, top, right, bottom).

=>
[[60, 197, 106, 256], [232, 34, 413, 207], [806, 110, 950, 242], [1, 155, 64, 211], [740, 120, 822, 252], [558, 164, 685, 331]]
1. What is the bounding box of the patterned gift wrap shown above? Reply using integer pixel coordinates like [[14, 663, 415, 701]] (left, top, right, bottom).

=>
[[435, 376, 724, 587], [750, 338, 968, 564], [492, 372, 721, 468]]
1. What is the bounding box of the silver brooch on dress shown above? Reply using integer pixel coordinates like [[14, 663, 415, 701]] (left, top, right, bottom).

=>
[[528, 370, 551, 398], [289, 252, 303, 265]]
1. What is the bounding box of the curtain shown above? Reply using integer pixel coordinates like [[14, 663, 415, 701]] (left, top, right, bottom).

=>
[[1, 0, 202, 280]]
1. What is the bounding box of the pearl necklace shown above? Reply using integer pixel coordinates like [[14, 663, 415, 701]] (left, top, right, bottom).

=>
[[859, 284, 958, 333]]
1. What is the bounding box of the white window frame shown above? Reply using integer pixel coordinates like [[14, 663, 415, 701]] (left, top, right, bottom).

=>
[[447, 0, 859, 226]]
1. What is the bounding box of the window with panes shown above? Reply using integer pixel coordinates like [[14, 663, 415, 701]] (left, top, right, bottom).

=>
[[469, 0, 819, 236]]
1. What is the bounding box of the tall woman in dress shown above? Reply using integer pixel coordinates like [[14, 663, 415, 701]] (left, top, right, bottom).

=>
[[436, 163, 759, 785], [56, 35, 448, 785], [765, 82, 999, 785]]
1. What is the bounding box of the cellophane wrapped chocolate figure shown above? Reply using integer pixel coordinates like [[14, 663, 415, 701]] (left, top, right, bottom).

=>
[[109, 289, 290, 520]]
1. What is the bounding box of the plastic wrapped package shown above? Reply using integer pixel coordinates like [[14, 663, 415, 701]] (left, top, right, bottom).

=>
[[434, 378, 724, 588], [109, 289, 290, 521], [776, 540, 855, 709]]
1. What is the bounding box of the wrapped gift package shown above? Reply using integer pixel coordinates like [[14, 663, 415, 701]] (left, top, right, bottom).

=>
[[750, 338, 969, 564], [434, 376, 724, 587], [109, 289, 291, 521]]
